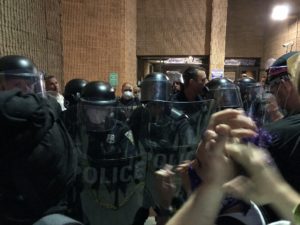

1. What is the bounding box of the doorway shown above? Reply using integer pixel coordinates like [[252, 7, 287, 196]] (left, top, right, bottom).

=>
[[224, 58, 261, 81], [137, 56, 209, 84]]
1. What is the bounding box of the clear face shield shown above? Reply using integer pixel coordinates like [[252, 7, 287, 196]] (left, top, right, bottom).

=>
[[208, 88, 243, 111], [241, 84, 262, 102], [239, 83, 264, 115], [80, 104, 116, 132], [144, 101, 170, 124], [0, 71, 46, 97], [140, 80, 172, 103], [249, 92, 283, 126]]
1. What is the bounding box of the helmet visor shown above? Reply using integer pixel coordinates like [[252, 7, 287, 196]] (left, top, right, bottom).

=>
[[208, 88, 243, 110], [141, 80, 172, 103], [0, 71, 46, 97], [79, 104, 116, 132]]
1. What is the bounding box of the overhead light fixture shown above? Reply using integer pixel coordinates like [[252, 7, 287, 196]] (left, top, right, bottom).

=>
[[271, 4, 289, 21]]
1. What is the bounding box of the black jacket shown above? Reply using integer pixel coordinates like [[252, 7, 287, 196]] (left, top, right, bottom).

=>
[[0, 90, 78, 225]]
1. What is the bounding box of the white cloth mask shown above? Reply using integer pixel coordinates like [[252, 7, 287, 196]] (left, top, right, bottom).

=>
[[123, 90, 134, 100]]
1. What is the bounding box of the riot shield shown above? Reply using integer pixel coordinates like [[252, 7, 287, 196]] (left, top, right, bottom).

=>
[[77, 104, 146, 225], [207, 87, 243, 111], [115, 104, 141, 122], [171, 99, 216, 141], [127, 100, 215, 210], [129, 100, 215, 167]]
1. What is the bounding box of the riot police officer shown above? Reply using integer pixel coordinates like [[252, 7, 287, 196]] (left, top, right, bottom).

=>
[[62, 78, 88, 141], [235, 77, 262, 112], [0, 55, 79, 225], [205, 77, 243, 111], [64, 78, 89, 109], [61, 78, 89, 222], [234, 76, 271, 126], [78, 81, 144, 225], [129, 73, 197, 225]]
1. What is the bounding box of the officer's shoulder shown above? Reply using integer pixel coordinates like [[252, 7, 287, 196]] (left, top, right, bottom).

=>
[[0, 89, 45, 111], [0, 90, 46, 119]]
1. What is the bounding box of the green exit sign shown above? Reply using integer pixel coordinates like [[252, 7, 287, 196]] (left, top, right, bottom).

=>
[[109, 72, 118, 87]]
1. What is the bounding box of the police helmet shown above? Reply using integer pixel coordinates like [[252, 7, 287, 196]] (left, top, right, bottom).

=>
[[0, 55, 38, 77], [64, 78, 88, 106], [235, 76, 257, 88], [235, 77, 263, 113], [0, 55, 45, 95], [80, 81, 116, 132], [235, 77, 260, 98], [140, 72, 172, 103], [206, 77, 243, 110], [80, 81, 116, 105]]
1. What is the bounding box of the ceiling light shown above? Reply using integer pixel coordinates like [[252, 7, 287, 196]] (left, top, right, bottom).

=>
[[271, 4, 289, 21]]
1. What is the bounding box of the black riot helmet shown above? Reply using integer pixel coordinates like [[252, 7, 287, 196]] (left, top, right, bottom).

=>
[[0, 55, 45, 95], [235, 77, 261, 113], [235, 77, 261, 99], [140, 72, 172, 103], [80, 81, 117, 132], [0, 55, 38, 76], [80, 81, 116, 105], [205, 77, 243, 110], [235, 77, 257, 90], [64, 78, 88, 107]]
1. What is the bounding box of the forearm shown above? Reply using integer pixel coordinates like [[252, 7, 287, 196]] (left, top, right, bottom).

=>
[[270, 182, 300, 223], [166, 182, 224, 225]]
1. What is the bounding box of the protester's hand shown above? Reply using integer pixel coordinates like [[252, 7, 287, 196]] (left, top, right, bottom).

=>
[[154, 164, 177, 209], [176, 161, 192, 196], [195, 109, 258, 186], [223, 143, 283, 205], [196, 124, 238, 186], [207, 109, 257, 138]]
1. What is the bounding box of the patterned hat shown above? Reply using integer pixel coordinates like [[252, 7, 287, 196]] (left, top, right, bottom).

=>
[[267, 51, 300, 87]]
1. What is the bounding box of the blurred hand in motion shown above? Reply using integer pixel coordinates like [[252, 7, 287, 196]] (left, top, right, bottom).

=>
[[195, 109, 258, 186], [223, 143, 282, 205], [176, 160, 192, 196], [154, 164, 176, 209], [207, 108, 257, 138]]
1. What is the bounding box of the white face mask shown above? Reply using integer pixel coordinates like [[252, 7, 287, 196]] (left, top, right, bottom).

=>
[[123, 90, 134, 100]]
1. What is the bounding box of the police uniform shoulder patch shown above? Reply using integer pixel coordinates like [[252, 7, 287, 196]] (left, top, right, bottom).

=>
[[124, 130, 134, 144]]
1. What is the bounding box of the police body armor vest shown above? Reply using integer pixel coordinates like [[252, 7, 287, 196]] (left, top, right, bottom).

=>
[[133, 106, 196, 169], [81, 121, 145, 210]]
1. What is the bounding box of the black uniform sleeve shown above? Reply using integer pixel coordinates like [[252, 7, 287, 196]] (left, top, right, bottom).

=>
[[0, 90, 48, 155]]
